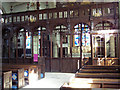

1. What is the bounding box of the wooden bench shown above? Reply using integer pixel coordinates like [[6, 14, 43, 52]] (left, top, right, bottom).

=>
[[64, 65, 120, 89], [102, 83, 120, 89], [82, 65, 120, 70], [2, 64, 41, 85], [1, 70, 12, 89], [2, 67, 24, 89], [75, 73, 120, 79], [61, 77, 120, 89], [79, 69, 119, 73]]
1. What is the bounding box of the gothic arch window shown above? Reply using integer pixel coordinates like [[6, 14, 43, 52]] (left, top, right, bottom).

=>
[[73, 23, 91, 58]]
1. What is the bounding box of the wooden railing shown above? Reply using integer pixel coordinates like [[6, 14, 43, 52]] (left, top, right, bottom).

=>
[[1, 2, 118, 25], [93, 58, 119, 66]]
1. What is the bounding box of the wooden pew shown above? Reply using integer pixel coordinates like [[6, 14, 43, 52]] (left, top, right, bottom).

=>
[[2, 64, 41, 85], [2, 68, 24, 89], [1, 70, 12, 89], [61, 78, 120, 89], [75, 73, 120, 79], [82, 65, 120, 70], [64, 65, 120, 89], [102, 83, 120, 89], [79, 69, 119, 73], [38, 57, 45, 78]]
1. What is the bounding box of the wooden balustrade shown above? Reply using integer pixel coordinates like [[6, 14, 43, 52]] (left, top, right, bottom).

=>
[[1, 2, 118, 25]]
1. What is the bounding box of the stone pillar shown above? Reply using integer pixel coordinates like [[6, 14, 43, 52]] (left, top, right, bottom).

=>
[[110, 36, 115, 57]]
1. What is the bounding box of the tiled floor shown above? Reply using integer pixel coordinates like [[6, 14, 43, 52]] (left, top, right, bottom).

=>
[[21, 72, 75, 89]]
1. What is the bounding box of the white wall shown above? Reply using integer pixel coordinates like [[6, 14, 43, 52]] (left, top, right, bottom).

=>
[[2, 2, 11, 13], [2, 2, 56, 14]]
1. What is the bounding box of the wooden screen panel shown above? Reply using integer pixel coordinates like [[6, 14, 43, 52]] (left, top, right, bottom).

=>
[[61, 59, 78, 73], [51, 59, 60, 72]]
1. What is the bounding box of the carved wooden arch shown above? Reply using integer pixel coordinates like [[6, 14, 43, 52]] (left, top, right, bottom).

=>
[[12, 25, 26, 33], [93, 20, 113, 30], [52, 23, 68, 32], [32, 25, 46, 31], [72, 22, 91, 30]]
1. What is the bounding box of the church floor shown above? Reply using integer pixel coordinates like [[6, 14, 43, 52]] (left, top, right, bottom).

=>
[[20, 72, 119, 90], [21, 72, 75, 89]]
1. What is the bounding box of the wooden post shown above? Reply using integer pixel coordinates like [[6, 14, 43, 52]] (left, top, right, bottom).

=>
[[23, 30, 26, 63], [40, 27, 43, 57], [80, 26, 82, 68], [50, 31, 52, 72], [118, 34, 120, 65], [8, 36, 11, 63], [31, 31, 33, 63], [90, 22, 93, 65], [60, 26, 63, 72], [90, 5, 93, 65], [70, 33, 72, 58], [104, 34, 107, 65], [16, 32, 18, 64]]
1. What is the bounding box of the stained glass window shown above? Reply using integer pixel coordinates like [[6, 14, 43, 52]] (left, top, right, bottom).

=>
[[12, 73, 17, 80], [74, 23, 90, 47], [73, 23, 91, 57], [26, 32, 31, 49], [24, 70, 28, 77]]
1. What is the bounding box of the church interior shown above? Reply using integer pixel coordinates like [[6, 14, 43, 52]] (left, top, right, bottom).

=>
[[0, 1, 120, 89]]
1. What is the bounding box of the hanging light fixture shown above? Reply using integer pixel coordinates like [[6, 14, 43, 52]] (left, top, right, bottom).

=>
[[10, 6, 13, 12], [27, 3, 30, 10]]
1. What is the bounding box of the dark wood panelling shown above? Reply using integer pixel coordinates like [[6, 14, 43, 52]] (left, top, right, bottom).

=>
[[51, 59, 60, 72], [61, 58, 79, 73], [45, 59, 50, 72]]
